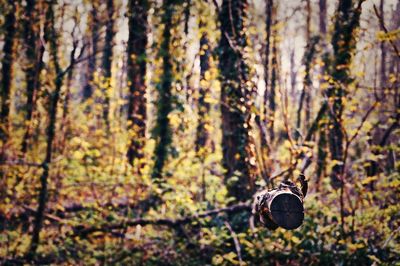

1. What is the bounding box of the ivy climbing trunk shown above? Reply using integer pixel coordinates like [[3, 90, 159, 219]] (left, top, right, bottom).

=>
[[328, 0, 364, 188], [195, 19, 211, 153], [151, 0, 174, 181], [218, 0, 254, 202], [196, 15, 212, 201], [126, 0, 148, 168]]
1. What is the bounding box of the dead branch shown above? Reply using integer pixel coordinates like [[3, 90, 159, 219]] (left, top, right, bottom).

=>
[[224, 221, 243, 264], [73, 203, 251, 236]]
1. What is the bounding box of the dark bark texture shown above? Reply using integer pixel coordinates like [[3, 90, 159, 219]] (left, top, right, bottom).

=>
[[151, 0, 174, 181], [126, 0, 149, 168], [218, 0, 255, 202]]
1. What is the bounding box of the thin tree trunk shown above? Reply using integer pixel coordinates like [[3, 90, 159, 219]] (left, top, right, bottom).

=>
[[379, 0, 386, 93], [195, 20, 211, 152], [304, 0, 312, 128], [126, 0, 148, 168], [268, 17, 277, 143], [0, 0, 16, 202], [297, 37, 318, 137], [102, 0, 115, 131], [183, 0, 192, 103], [315, 0, 328, 192], [195, 17, 211, 201], [263, 0, 273, 140], [21, 0, 45, 155], [296, 0, 312, 133], [27, 1, 63, 257], [0, 0, 16, 144], [289, 48, 297, 98], [319, 0, 327, 36], [83, 0, 99, 101]]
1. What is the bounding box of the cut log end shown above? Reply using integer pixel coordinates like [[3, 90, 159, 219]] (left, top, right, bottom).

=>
[[270, 193, 304, 230]]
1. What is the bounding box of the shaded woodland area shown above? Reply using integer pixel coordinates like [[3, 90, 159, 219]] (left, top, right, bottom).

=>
[[0, 0, 399, 264]]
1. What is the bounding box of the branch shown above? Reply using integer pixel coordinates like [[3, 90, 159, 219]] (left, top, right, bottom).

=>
[[211, 0, 220, 14], [224, 221, 243, 264], [73, 203, 251, 236], [0, 160, 43, 167], [379, 112, 400, 146], [373, 4, 400, 59], [304, 101, 328, 142], [347, 101, 378, 145], [22, 205, 64, 223]]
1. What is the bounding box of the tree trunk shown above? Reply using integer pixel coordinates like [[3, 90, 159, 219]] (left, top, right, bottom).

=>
[[151, 0, 174, 181], [195, 15, 212, 201], [263, 0, 273, 139], [296, 37, 318, 137], [82, 0, 99, 101], [328, 0, 364, 188], [0, 0, 16, 145], [315, 0, 328, 191], [296, 0, 313, 134], [0, 0, 16, 203], [126, 0, 148, 168], [21, 0, 45, 155], [218, 0, 254, 202], [27, 0, 63, 258], [268, 16, 277, 143], [102, 0, 115, 131], [195, 19, 211, 153], [379, 0, 386, 93]]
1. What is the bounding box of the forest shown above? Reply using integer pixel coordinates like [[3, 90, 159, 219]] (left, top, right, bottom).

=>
[[0, 0, 399, 264]]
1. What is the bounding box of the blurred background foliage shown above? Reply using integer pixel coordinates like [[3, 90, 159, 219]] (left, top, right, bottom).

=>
[[0, 0, 399, 264]]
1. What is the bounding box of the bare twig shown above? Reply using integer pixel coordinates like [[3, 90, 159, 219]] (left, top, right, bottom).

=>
[[211, 0, 220, 14], [373, 4, 400, 59], [0, 160, 42, 167], [347, 101, 378, 144], [224, 221, 243, 264]]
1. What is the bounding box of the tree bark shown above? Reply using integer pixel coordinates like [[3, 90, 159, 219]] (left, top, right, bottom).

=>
[[296, 0, 313, 133], [263, 0, 273, 139], [151, 0, 174, 181], [379, 0, 386, 92], [0, 0, 16, 144], [328, 0, 364, 188], [0, 0, 16, 203], [126, 0, 148, 168], [102, 0, 115, 131], [314, 0, 328, 191], [27, 1, 63, 258], [195, 20, 211, 153], [218, 0, 255, 202], [21, 0, 45, 155], [82, 0, 100, 101], [297, 37, 318, 137], [268, 16, 277, 143]]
